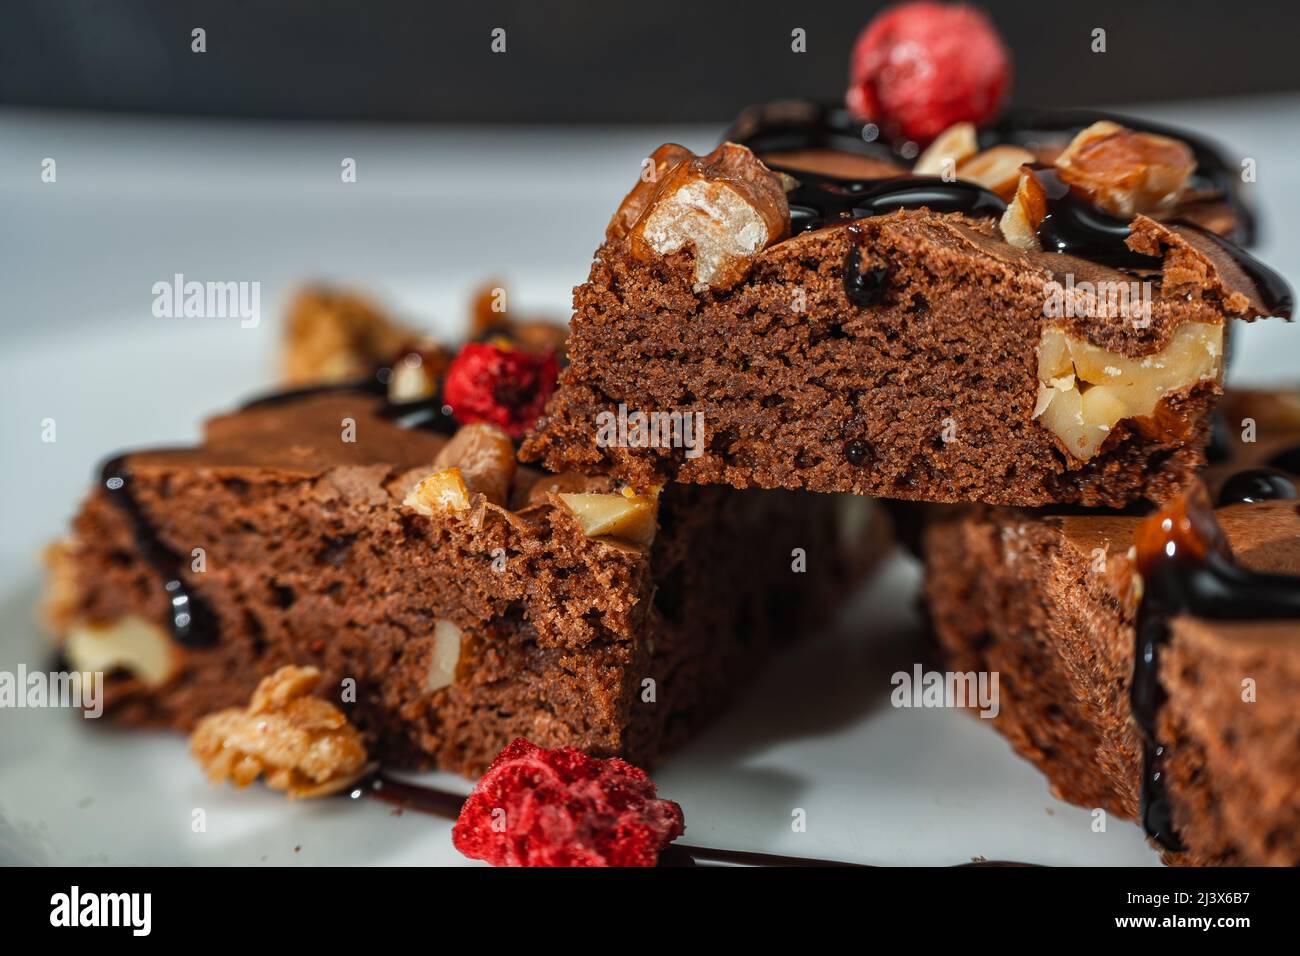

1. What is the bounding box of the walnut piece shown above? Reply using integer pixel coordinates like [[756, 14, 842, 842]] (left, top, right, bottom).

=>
[[1053, 121, 1195, 218], [63, 615, 177, 688], [404, 424, 517, 514], [912, 122, 978, 177], [387, 343, 452, 402], [190, 665, 369, 799], [426, 619, 464, 692], [957, 144, 1035, 200], [606, 144, 694, 244], [1000, 167, 1048, 251], [404, 468, 472, 514], [1033, 322, 1223, 460], [618, 142, 790, 292], [558, 486, 660, 548], [282, 287, 412, 385]]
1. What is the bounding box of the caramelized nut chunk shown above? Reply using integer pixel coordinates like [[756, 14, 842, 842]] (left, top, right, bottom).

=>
[[426, 619, 464, 692], [190, 666, 369, 799], [618, 142, 790, 292], [912, 123, 978, 177], [1000, 167, 1048, 250], [607, 144, 695, 244], [64, 615, 177, 688], [558, 486, 661, 549], [1034, 322, 1223, 460], [405, 467, 472, 514], [1054, 121, 1195, 218], [404, 423, 517, 514], [432, 423, 516, 507], [957, 144, 1035, 200]]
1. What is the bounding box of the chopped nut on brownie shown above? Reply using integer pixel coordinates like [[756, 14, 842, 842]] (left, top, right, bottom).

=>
[[1033, 322, 1223, 460], [957, 144, 1035, 200], [404, 467, 473, 514], [63, 615, 177, 688], [606, 143, 695, 244], [912, 122, 978, 177], [617, 142, 790, 292], [1054, 121, 1195, 218], [1000, 166, 1048, 250], [436, 422, 516, 505], [190, 665, 370, 799], [558, 486, 660, 548]]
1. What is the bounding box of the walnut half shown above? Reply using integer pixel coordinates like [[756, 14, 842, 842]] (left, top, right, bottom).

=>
[[1033, 322, 1223, 460], [616, 142, 790, 293], [190, 666, 370, 799]]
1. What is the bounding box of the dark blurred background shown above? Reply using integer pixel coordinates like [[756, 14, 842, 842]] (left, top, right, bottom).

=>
[[2, 0, 1296, 123]]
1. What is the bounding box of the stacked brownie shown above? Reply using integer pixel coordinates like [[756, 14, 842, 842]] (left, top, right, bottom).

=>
[[519, 89, 1296, 864], [524, 105, 1287, 508], [45, 295, 879, 775]]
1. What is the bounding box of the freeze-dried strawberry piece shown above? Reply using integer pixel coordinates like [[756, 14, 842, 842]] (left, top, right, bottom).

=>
[[847, 2, 1011, 145], [451, 738, 685, 867], [442, 342, 558, 439]]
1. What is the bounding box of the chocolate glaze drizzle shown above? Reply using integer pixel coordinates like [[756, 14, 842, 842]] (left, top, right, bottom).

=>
[[1023, 165, 1158, 270], [100, 454, 219, 647], [727, 101, 1293, 320], [1131, 479, 1300, 851], [97, 359, 465, 652], [359, 774, 1036, 868], [238, 360, 458, 435], [781, 172, 1005, 236]]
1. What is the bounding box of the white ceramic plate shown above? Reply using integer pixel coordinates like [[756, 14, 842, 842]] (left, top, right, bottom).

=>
[[2, 99, 1296, 865]]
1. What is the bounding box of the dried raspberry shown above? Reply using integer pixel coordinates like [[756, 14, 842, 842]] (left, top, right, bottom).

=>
[[451, 739, 685, 867], [846, 2, 1011, 145], [442, 342, 558, 439]]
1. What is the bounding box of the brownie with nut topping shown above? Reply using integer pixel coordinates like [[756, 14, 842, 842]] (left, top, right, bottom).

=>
[[523, 103, 1291, 508], [922, 390, 1300, 866], [43, 325, 884, 777]]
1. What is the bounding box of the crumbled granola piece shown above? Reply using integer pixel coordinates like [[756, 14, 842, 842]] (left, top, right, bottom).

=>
[[282, 287, 412, 385], [190, 665, 370, 799]]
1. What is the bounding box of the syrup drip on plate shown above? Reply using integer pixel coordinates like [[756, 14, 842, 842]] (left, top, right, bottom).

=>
[[1131, 482, 1300, 851], [357, 774, 1037, 868]]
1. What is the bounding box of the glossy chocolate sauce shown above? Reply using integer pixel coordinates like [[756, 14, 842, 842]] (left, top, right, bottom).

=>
[[1024, 165, 1158, 270], [727, 101, 1293, 319], [1131, 481, 1300, 851], [99, 453, 219, 647]]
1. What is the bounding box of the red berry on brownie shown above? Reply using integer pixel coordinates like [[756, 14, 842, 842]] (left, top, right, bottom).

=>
[[846, 2, 1011, 144], [451, 738, 686, 867], [442, 342, 558, 438]]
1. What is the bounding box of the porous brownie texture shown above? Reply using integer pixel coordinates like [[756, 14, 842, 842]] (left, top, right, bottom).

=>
[[52, 392, 871, 775], [526, 209, 1265, 508], [923, 471, 1300, 866]]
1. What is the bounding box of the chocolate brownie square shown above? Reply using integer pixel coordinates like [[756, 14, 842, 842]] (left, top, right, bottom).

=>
[[45, 383, 882, 776], [524, 104, 1290, 508], [922, 392, 1300, 865]]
